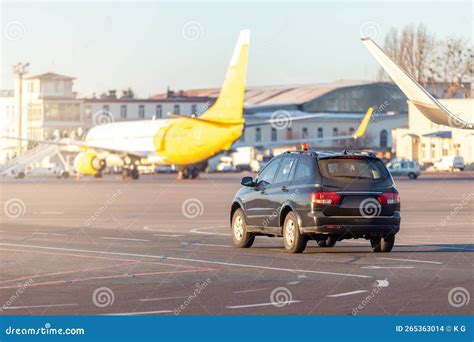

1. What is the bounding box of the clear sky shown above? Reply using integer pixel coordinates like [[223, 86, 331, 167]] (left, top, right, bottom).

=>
[[1, 1, 472, 97]]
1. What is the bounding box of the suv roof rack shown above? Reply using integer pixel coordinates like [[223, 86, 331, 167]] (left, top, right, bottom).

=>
[[283, 149, 377, 159], [341, 150, 377, 157], [283, 150, 318, 157]]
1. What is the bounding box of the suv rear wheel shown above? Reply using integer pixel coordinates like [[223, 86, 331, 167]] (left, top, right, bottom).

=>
[[370, 234, 395, 252], [283, 212, 307, 253], [232, 208, 255, 248], [317, 236, 337, 247]]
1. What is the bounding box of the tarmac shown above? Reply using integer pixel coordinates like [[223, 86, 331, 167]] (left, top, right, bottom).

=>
[[0, 172, 472, 315]]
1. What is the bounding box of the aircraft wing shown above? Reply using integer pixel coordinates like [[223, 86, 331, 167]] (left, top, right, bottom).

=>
[[244, 114, 335, 128], [362, 38, 473, 130], [240, 107, 374, 148], [1, 136, 149, 158]]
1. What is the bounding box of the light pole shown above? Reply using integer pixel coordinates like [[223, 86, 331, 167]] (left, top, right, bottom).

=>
[[13, 62, 29, 156]]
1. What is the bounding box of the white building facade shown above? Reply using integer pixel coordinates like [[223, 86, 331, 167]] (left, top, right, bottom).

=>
[[393, 99, 474, 166]]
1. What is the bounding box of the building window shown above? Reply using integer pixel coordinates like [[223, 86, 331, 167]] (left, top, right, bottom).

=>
[[174, 104, 180, 114], [271, 128, 277, 141], [191, 104, 197, 115], [380, 129, 388, 148], [302, 127, 308, 139], [317, 127, 323, 138], [156, 105, 162, 118], [256, 128, 261, 142], [103, 105, 110, 113], [120, 105, 127, 119], [287, 127, 293, 140], [333, 128, 338, 137], [139, 105, 145, 119], [85, 105, 92, 119], [455, 144, 461, 156]]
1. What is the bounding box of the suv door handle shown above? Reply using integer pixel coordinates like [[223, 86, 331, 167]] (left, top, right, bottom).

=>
[[281, 186, 289, 192]]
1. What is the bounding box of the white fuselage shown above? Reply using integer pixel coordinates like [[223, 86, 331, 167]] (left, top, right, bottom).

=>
[[85, 119, 171, 155]]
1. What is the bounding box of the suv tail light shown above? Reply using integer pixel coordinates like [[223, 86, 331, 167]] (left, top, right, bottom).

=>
[[377, 192, 400, 205], [311, 192, 341, 205]]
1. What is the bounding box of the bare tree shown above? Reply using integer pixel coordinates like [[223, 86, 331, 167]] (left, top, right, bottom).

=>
[[428, 37, 472, 98], [377, 23, 471, 98], [377, 24, 436, 86]]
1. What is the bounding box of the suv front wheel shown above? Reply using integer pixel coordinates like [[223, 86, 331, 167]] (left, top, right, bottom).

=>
[[283, 212, 307, 253], [232, 208, 255, 248], [370, 234, 395, 252]]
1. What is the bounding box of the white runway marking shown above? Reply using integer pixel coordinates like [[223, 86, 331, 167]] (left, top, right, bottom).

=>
[[32, 232, 68, 236], [3, 303, 78, 310], [362, 266, 414, 269], [153, 234, 185, 238], [233, 288, 268, 294], [181, 242, 232, 248], [101, 237, 150, 242], [0, 243, 374, 279], [380, 257, 442, 265], [106, 310, 174, 316], [327, 290, 368, 298], [227, 301, 301, 309], [139, 296, 187, 302], [190, 226, 231, 237], [286, 281, 301, 285]]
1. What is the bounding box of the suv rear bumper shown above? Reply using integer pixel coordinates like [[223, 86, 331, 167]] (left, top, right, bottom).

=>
[[301, 212, 400, 236]]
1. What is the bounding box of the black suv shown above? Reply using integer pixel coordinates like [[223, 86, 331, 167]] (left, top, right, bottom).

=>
[[230, 150, 400, 253]]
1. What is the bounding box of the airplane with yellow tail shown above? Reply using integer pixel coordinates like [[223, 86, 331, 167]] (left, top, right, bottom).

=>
[[3, 30, 374, 180]]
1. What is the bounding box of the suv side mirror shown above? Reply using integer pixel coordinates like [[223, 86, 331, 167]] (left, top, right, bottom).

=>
[[241, 176, 255, 187]]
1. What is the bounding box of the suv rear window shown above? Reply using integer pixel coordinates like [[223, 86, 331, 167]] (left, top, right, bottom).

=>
[[318, 157, 390, 181]]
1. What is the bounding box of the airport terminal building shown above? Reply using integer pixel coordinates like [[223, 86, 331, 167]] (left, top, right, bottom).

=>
[[1, 71, 472, 168], [180, 81, 410, 157]]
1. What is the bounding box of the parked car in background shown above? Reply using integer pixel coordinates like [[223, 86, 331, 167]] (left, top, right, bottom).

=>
[[386, 160, 420, 179], [249, 155, 273, 173], [433, 156, 465, 172], [215, 156, 235, 172]]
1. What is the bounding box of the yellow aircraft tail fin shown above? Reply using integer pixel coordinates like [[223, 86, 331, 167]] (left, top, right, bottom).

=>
[[200, 29, 250, 124], [353, 107, 374, 139]]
